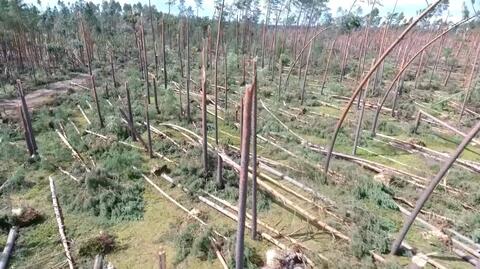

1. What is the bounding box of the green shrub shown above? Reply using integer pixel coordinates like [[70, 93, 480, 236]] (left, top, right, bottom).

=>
[[59, 168, 144, 222], [78, 232, 116, 257], [351, 208, 395, 258], [352, 176, 398, 210], [173, 223, 216, 264]]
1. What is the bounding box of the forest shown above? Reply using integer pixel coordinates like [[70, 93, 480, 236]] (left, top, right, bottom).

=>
[[1, 0, 480, 268]]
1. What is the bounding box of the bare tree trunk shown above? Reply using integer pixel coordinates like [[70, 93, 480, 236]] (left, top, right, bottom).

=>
[[201, 40, 209, 174], [320, 39, 336, 95], [149, 0, 159, 77], [391, 120, 480, 255], [235, 85, 254, 269], [90, 75, 104, 128], [109, 48, 117, 87], [49, 176, 76, 269], [414, 50, 425, 90], [217, 154, 224, 189], [224, 41, 228, 112], [460, 42, 480, 121], [251, 61, 258, 240], [300, 42, 312, 105], [125, 82, 137, 141], [0, 226, 18, 269], [444, 33, 465, 86], [152, 77, 159, 114], [214, 0, 225, 145], [145, 87, 153, 159], [352, 60, 375, 155], [17, 80, 37, 155], [161, 17, 168, 90], [141, 21, 150, 104], [324, 0, 444, 174], [428, 35, 445, 86], [186, 17, 191, 121]]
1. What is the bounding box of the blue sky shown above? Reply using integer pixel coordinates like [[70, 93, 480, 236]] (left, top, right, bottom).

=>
[[24, 0, 471, 22]]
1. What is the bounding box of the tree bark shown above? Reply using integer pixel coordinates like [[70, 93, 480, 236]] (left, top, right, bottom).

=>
[[235, 85, 254, 269], [49, 176, 76, 269], [90, 75, 104, 128], [201, 40, 209, 174], [214, 0, 225, 145]]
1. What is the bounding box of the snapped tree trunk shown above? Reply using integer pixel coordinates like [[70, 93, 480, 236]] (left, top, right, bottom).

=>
[[214, 0, 225, 145], [125, 82, 137, 141], [90, 75, 104, 128], [251, 61, 258, 240], [201, 40, 209, 174], [235, 85, 254, 269]]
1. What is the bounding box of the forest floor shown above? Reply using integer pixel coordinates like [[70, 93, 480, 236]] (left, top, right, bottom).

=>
[[2, 57, 480, 269], [0, 73, 90, 119]]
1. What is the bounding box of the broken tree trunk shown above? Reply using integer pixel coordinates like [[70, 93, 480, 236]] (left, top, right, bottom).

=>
[[201, 40, 209, 174], [145, 88, 153, 159], [153, 77, 160, 114], [19, 106, 34, 156], [141, 20, 150, 104], [109, 47, 117, 87], [320, 39, 336, 95], [186, 17, 191, 121], [300, 41, 312, 106], [217, 154, 224, 189], [235, 85, 254, 269], [0, 226, 18, 269], [90, 75, 104, 128], [49, 176, 76, 269], [251, 61, 258, 240], [161, 16, 167, 90], [17, 80, 37, 155], [391, 120, 480, 255], [214, 0, 225, 145], [125, 82, 137, 141]]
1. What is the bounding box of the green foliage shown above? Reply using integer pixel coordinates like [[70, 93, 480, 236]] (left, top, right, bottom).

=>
[[352, 176, 398, 210], [78, 232, 116, 257], [378, 121, 402, 136], [98, 143, 142, 179], [1, 167, 32, 193], [351, 208, 395, 258], [173, 223, 215, 264], [59, 168, 144, 222]]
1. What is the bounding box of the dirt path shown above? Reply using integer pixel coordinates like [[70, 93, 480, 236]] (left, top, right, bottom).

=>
[[0, 73, 90, 119]]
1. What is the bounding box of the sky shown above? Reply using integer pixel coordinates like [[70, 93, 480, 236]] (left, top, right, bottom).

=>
[[23, 0, 472, 22]]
